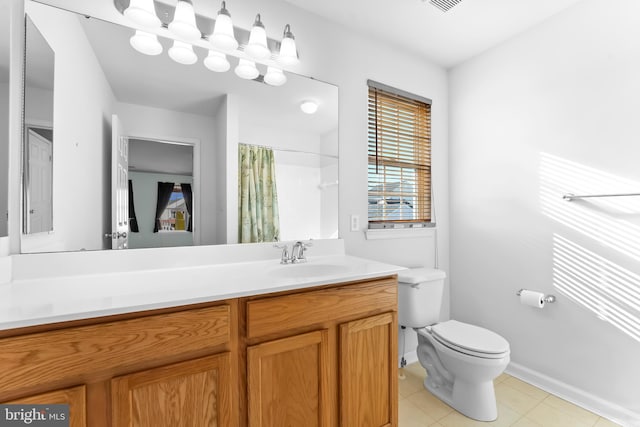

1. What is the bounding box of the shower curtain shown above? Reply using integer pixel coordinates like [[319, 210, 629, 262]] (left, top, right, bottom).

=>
[[238, 144, 280, 243]]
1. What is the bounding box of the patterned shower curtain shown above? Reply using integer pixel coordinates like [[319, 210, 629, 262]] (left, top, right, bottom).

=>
[[238, 144, 280, 243]]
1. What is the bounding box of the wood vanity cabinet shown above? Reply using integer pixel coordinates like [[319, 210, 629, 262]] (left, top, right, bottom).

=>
[[0, 275, 398, 427], [0, 302, 236, 427], [242, 276, 398, 427]]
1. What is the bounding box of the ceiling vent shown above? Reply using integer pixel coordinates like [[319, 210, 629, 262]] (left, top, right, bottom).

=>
[[428, 0, 463, 12]]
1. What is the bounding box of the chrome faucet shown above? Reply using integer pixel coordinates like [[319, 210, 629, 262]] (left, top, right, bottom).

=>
[[274, 241, 312, 264], [291, 241, 312, 263]]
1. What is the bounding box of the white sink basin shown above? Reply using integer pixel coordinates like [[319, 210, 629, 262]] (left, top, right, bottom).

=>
[[269, 263, 351, 279]]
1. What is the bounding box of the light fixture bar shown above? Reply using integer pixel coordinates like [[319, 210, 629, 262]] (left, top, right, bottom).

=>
[[113, 0, 284, 57]]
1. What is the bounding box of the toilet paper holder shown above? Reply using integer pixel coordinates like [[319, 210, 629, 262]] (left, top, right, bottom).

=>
[[516, 289, 556, 303]]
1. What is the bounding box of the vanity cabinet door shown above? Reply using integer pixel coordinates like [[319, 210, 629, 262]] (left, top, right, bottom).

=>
[[3, 385, 87, 427], [247, 330, 331, 427], [111, 353, 232, 427], [340, 312, 397, 427]]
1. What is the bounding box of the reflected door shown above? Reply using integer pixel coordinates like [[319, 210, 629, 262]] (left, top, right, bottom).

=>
[[111, 114, 129, 249], [26, 129, 52, 234]]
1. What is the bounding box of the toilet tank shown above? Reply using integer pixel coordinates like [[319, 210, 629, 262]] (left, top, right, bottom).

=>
[[397, 268, 446, 328]]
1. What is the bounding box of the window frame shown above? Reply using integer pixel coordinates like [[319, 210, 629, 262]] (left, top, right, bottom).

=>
[[367, 80, 435, 229]]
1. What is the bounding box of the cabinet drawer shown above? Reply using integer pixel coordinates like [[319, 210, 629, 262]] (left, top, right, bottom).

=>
[[0, 305, 230, 396], [247, 277, 397, 339]]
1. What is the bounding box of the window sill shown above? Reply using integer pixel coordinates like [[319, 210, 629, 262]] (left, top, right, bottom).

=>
[[364, 227, 436, 240]]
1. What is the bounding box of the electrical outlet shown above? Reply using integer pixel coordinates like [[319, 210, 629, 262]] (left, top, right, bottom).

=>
[[350, 214, 360, 232]]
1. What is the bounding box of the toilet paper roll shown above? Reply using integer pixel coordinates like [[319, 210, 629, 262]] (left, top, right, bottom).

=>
[[520, 290, 545, 308]]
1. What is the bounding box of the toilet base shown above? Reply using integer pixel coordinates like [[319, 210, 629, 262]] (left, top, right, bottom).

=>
[[424, 377, 498, 421]]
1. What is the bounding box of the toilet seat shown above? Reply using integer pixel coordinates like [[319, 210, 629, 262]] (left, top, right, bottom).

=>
[[431, 320, 510, 359]]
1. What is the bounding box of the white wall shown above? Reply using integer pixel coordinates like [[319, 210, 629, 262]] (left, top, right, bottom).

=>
[[128, 171, 194, 249], [320, 129, 339, 239], [449, 0, 640, 422], [20, 1, 115, 253], [5, 0, 23, 256], [214, 96, 228, 245], [0, 82, 8, 238]]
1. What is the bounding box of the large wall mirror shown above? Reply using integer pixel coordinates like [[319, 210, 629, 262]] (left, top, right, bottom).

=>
[[0, 1, 9, 238], [21, 1, 339, 254]]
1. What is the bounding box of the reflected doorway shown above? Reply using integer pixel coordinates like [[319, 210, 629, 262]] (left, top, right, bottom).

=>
[[127, 138, 196, 249], [24, 126, 53, 234]]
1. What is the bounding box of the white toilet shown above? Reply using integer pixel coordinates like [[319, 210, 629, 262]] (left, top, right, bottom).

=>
[[398, 268, 510, 422]]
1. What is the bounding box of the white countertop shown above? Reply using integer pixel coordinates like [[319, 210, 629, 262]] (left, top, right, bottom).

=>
[[0, 254, 405, 331]]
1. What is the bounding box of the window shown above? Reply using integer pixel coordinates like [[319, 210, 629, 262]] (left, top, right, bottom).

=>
[[159, 184, 190, 231], [367, 80, 432, 228]]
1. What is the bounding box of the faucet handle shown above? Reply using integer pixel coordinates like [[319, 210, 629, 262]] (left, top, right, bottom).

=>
[[274, 243, 290, 264]]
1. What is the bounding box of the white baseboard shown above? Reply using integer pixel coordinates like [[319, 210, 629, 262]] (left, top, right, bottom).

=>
[[506, 362, 639, 427]]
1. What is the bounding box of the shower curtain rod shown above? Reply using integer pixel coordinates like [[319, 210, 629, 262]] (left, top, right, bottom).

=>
[[239, 142, 338, 159], [563, 192, 640, 201]]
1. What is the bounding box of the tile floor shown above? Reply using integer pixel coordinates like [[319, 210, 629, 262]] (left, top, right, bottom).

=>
[[399, 362, 622, 427]]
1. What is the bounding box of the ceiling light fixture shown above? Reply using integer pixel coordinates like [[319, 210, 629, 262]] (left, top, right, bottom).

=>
[[168, 0, 201, 41], [235, 58, 260, 80], [277, 25, 298, 66], [204, 50, 230, 72], [210, 1, 238, 51], [300, 101, 318, 114], [168, 40, 198, 65], [245, 14, 270, 60], [130, 30, 163, 56], [123, 0, 160, 28], [264, 67, 287, 86], [119, 0, 300, 86]]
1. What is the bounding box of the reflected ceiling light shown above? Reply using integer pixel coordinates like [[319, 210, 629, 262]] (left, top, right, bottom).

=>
[[277, 24, 299, 66], [235, 58, 260, 80], [168, 40, 198, 65], [210, 1, 238, 52], [300, 100, 318, 114], [130, 30, 163, 56], [245, 14, 270, 60], [204, 50, 230, 72], [124, 0, 160, 28], [264, 67, 286, 86], [168, 0, 201, 41]]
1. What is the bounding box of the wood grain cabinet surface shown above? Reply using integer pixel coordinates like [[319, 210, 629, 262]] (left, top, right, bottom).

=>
[[112, 354, 232, 427], [0, 276, 398, 427], [243, 276, 398, 427]]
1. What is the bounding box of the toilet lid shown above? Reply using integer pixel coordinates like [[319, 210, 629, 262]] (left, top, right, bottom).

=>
[[431, 320, 510, 357]]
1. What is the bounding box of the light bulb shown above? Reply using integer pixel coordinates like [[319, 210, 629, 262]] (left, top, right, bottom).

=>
[[130, 30, 163, 56], [168, 0, 201, 41], [300, 101, 318, 114], [264, 67, 286, 86], [210, 1, 238, 51], [277, 24, 299, 66], [204, 51, 230, 72], [168, 40, 198, 65], [235, 58, 259, 80], [124, 0, 160, 28], [245, 14, 270, 60]]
